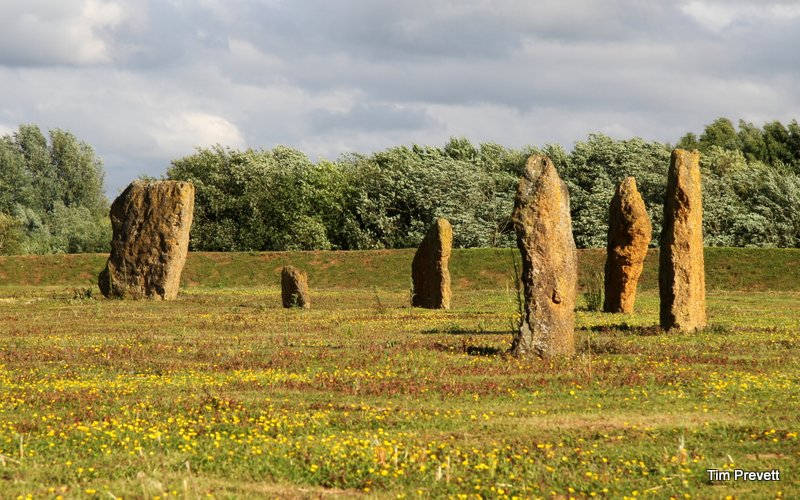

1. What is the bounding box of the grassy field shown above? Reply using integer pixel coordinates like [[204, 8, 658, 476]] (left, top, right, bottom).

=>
[[0, 248, 799, 498], [2, 247, 800, 291]]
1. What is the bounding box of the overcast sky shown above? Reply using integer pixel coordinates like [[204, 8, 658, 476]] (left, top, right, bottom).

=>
[[1, 0, 799, 196]]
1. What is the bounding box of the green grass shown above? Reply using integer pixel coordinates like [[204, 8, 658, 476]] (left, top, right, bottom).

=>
[[0, 249, 798, 498], [2, 247, 800, 291]]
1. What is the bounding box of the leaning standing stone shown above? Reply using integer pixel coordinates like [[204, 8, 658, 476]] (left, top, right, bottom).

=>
[[98, 180, 194, 300], [281, 266, 310, 308], [510, 155, 577, 357], [411, 218, 452, 309], [659, 149, 707, 331], [603, 177, 652, 313]]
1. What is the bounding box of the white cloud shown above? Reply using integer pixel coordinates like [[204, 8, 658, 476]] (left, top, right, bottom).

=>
[[0, 0, 125, 65], [680, 1, 800, 33], [153, 112, 246, 157]]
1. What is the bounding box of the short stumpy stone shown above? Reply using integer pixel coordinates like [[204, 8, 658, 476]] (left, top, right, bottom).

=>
[[603, 177, 652, 313], [281, 266, 310, 309], [510, 155, 577, 357], [411, 218, 452, 309], [659, 149, 707, 331], [98, 180, 194, 300]]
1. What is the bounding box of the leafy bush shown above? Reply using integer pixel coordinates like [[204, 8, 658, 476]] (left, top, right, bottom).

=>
[[4, 118, 800, 254], [0, 212, 23, 255], [167, 130, 800, 251]]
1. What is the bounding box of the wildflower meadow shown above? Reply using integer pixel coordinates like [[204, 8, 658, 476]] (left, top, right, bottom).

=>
[[1, 248, 798, 498]]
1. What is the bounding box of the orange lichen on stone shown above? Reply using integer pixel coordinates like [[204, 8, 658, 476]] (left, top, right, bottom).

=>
[[511, 155, 577, 357], [604, 177, 652, 313], [98, 180, 194, 300], [659, 149, 707, 331], [411, 218, 452, 309]]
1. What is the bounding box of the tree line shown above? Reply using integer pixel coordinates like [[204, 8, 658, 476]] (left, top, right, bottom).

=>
[[1, 118, 799, 254], [0, 125, 109, 255], [169, 117, 800, 251]]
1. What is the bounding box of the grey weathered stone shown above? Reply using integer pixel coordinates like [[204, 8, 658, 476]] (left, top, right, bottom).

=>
[[98, 180, 194, 300], [603, 177, 652, 313], [281, 266, 310, 308], [659, 149, 707, 331], [411, 218, 452, 309], [510, 155, 577, 357]]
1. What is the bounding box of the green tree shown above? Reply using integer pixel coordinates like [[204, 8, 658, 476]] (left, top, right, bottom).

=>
[[699, 118, 739, 152], [49, 129, 107, 213], [763, 121, 793, 166], [443, 136, 478, 162], [48, 203, 111, 253], [788, 120, 800, 168], [0, 124, 109, 254], [15, 124, 57, 213], [0, 212, 23, 255], [701, 146, 800, 247], [0, 137, 33, 213], [675, 132, 700, 151], [169, 129, 800, 252], [737, 120, 767, 163], [562, 134, 669, 247], [169, 146, 351, 251]]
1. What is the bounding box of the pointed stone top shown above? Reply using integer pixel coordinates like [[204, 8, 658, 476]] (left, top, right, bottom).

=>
[[618, 176, 638, 195], [524, 154, 553, 176], [434, 217, 452, 234], [612, 176, 649, 230], [516, 154, 563, 204], [522, 154, 558, 183]]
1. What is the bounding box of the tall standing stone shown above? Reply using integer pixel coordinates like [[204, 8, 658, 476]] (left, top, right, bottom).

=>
[[659, 149, 707, 331], [98, 180, 194, 300], [411, 218, 452, 309], [603, 177, 652, 313], [511, 155, 577, 358], [281, 266, 310, 308]]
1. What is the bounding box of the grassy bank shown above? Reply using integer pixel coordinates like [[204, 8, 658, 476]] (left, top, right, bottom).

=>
[[1, 247, 799, 291]]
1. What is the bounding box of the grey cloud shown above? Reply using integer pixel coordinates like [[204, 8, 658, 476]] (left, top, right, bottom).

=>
[[309, 102, 440, 133], [236, 1, 694, 62], [1, 0, 799, 198], [113, 1, 231, 68]]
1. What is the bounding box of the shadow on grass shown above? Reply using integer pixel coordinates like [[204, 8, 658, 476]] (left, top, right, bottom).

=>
[[581, 323, 663, 336], [465, 345, 505, 356], [581, 323, 735, 337], [421, 328, 509, 336], [430, 341, 507, 357]]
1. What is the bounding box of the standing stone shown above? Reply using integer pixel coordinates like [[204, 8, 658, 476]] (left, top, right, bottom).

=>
[[281, 266, 310, 309], [411, 218, 452, 309], [510, 155, 577, 358], [659, 149, 707, 331], [603, 177, 652, 313], [98, 180, 194, 300]]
